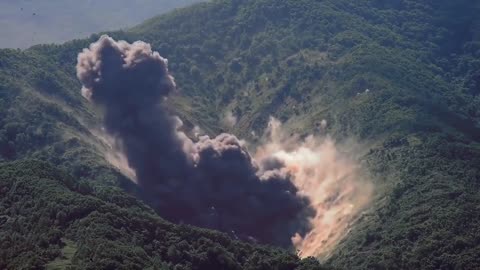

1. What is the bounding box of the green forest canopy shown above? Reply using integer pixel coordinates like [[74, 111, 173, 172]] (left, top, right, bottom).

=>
[[0, 0, 479, 269]]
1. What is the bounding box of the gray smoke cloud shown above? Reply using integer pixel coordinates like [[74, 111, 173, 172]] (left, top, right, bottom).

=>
[[77, 35, 314, 247]]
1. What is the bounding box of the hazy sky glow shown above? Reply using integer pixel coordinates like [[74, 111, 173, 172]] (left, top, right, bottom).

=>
[[0, 0, 202, 48]]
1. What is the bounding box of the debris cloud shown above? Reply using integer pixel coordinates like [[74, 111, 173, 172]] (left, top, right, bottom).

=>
[[77, 35, 314, 247], [256, 118, 373, 258], [222, 110, 237, 128], [78, 36, 372, 255]]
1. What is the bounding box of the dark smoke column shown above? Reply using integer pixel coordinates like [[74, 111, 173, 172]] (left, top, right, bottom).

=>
[[77, 35, 314, 247]]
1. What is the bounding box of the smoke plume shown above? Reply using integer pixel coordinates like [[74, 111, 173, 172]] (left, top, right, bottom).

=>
[[222, 110, 237, 128], [77, 35, 313, 247]]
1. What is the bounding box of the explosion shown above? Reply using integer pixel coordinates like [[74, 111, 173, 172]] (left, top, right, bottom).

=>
[[77, 35, 372, 257], [256, 118, 373, 258]]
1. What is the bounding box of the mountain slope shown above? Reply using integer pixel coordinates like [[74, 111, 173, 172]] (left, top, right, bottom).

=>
[[125, 1, 480, 268], [0, 22, 328, 270], [0, 160, 326, 270], [1, 0, 480, 269]]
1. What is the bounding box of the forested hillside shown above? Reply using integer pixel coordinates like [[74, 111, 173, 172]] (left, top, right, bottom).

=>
[[0, 28, 326, 270], [1, 0, 480, 269], [0, 160, 325, 270]]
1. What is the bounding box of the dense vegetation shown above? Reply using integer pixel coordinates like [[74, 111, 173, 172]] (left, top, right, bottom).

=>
[[0, 160, 326, 270], [1, 0, 480, 269], [0, 24, 326, 270]]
